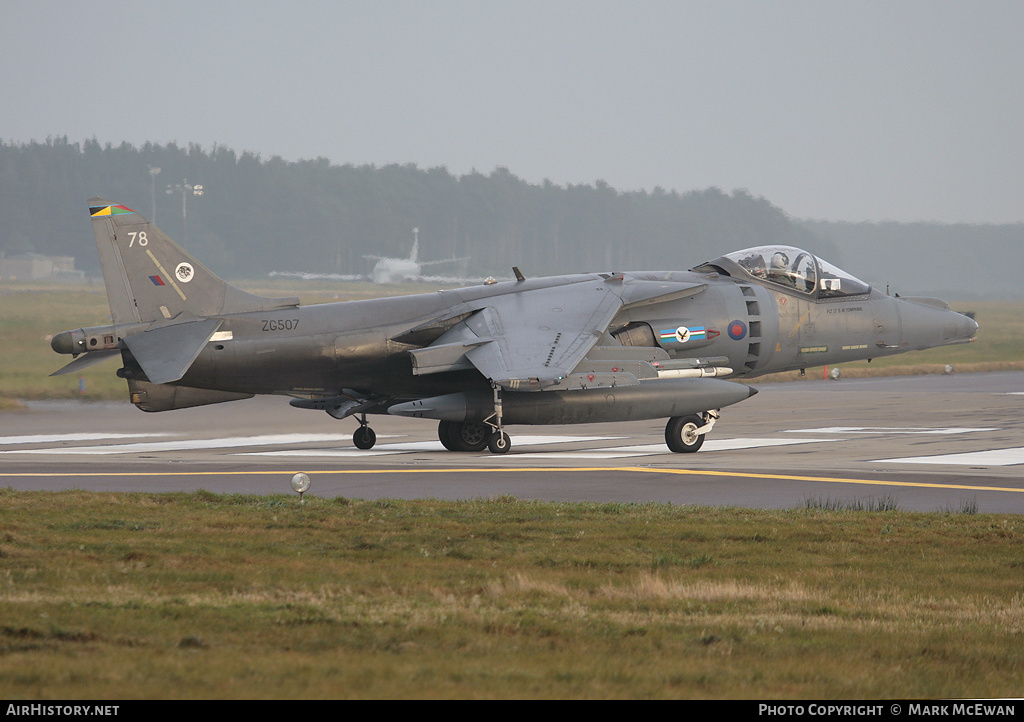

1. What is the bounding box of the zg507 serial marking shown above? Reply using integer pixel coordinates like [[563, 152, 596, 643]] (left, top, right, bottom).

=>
[[261, 319, 300, 332]]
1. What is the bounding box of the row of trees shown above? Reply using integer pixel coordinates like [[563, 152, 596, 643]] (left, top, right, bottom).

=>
[[2, 138, 1020, 297], [0, 138, 829, 279]]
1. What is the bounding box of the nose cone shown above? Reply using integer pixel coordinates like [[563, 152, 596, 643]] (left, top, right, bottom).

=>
[[954, 312, 980, 343], [898, 297, 978, 351]]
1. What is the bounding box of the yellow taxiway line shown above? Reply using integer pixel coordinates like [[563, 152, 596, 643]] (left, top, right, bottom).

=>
[[3, 466, 1023, 494]]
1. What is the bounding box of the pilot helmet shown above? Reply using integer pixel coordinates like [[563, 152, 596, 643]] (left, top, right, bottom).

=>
[[770, 251, 789, 270]]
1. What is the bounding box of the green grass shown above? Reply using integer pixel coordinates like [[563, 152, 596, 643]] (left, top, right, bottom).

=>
[[0, 490, 1021, 699], [3, 285, 1022, 403]]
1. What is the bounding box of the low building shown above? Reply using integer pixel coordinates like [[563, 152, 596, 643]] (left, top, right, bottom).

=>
[[0, 253, 84, 281]]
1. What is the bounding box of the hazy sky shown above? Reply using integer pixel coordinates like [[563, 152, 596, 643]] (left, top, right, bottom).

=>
[[3, 0, 1022, 223]]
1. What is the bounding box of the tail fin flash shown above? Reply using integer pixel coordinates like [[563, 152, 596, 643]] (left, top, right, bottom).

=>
[[88, 197, 297, 324]]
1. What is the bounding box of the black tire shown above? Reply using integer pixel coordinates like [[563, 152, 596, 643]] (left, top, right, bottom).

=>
[[353, 425, 376, 450], [665, 415, 705, 453], [438, 420, 459, 451], [488, 431, 511, 454], [447, 421, 490, 452]]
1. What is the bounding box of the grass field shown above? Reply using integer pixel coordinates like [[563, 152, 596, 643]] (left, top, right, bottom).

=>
[[0, 491, 1022, 699], [3, 283, 1023, 404]]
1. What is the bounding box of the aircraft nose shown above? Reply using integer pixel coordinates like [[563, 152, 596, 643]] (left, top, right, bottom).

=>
[[898, 298, 978, 351], [956, 313, 980, 342]]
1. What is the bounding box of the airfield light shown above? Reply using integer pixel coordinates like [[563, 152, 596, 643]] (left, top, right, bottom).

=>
[[148, 166, 161, 223], [165, 178, 206, 249], [290, 472, 311, 503]]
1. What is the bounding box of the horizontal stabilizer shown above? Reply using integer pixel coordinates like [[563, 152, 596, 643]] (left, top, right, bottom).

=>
[[123, 318, 222, 385], [50, 348, 121, 377]]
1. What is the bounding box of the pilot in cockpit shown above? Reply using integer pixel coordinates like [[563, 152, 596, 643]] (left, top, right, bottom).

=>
[[768, 251, 795, 287]]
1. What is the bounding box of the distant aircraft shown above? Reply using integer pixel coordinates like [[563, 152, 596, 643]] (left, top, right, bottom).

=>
[[52, 198, 978, 454], [364, 228, 471, 284], [269, 228, 479, 285]]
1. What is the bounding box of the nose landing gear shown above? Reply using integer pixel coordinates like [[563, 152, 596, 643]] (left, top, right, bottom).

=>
[[665, 409, 719, 453], [484, 383, 511, 454]]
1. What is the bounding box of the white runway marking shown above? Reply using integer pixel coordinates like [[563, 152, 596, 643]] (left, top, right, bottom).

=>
[[2, 429, 1011, 465], [242, 435, 624, 457], [3, 434, 352, 455], [875, 448, 1024, 467], [786, 427, 996, 435], [243, 448, 401, 458], [702, 437, 838, 451], [506, 437, 835, 459], [0, 433, 171, 446]]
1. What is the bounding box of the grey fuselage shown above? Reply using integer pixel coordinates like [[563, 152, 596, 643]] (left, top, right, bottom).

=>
[[53, 201, 979, 445], [137, 265, 975, 407]]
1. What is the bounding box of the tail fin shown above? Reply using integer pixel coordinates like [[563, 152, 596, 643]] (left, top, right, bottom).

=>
[[88, 197, 297, 324]]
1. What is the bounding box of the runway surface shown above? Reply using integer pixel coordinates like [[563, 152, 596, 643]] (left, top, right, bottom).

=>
[[2, 371, 1022, 512]]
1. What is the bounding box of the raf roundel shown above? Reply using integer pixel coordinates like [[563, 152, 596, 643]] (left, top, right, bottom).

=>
[[727, 320, 747, 341]]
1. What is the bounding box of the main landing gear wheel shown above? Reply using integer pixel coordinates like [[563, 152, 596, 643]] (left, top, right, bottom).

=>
[[437, 421, 457, 451], [665, 414, 706, 453], [437, 420, 490, 452], [352, 425, 376, 450], [487, 431, 511, 454]]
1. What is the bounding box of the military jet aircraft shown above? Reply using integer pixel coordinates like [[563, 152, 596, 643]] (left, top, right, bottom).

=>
[[364, 228, 472, 284], [270, 228, 480, 285], [51, 198, 978, 454]]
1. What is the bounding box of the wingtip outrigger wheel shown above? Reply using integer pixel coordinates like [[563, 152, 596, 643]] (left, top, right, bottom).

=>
[[352, 413, 376, 450]]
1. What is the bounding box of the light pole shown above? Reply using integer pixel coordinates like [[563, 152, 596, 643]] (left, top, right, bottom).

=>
[[165, 179, 205, 249], [148, 166, 161, 223]]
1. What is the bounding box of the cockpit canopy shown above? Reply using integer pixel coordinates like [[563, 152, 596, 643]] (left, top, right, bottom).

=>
[[700, 246, 871, 299]]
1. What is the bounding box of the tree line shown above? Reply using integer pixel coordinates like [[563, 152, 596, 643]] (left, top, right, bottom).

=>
[[0, 138, 829, 279], [1, 138, 1019, 298]]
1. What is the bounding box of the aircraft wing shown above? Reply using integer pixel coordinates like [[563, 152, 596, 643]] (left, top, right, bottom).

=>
[[418, 256, 471, 266], [416, 273, 503, 285], [268, 271, 366, 282], [410, 277, 705, 391]]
